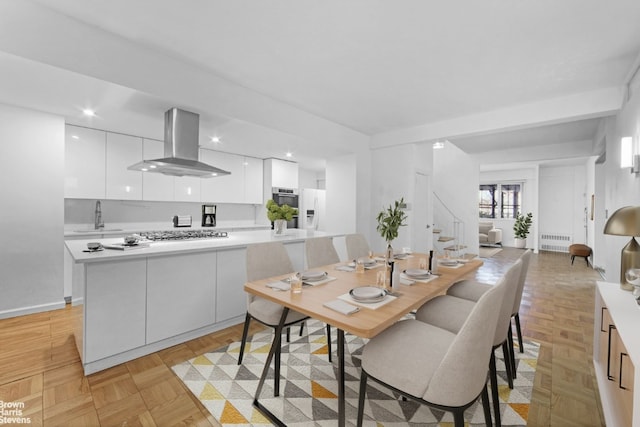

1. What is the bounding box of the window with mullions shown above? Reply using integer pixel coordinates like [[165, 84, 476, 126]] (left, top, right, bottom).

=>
[[478, 183, 522, 219]]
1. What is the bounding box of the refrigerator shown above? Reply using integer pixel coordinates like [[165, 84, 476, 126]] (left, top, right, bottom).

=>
[[299, 188, 326, 231]]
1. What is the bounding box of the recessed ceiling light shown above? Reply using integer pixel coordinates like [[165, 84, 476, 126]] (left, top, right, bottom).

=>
[[82, 108, 96, 117], [149, 165, 157, 169], [243, 161, 249, 166], [433, 141, 445, 149], [286, 152, 292, 158], [211, 173, 218, 176], [141, 168, 148, 172], [71, 135, 79, 139], [211, 136, 220, 143]]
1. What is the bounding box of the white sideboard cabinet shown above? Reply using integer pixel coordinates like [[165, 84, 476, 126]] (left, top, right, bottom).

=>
[[594, 282, 639, 427]]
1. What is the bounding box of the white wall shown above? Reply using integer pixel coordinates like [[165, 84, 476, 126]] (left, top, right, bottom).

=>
[[0, 103, 65, 318], [538, 165, 588, 245], [370, 143, 433, 254], [433, 143, 480, 253], [601, 93, 640, 283]]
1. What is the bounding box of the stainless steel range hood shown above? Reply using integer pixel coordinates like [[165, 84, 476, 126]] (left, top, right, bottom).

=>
[[128, 108, 230, 178]]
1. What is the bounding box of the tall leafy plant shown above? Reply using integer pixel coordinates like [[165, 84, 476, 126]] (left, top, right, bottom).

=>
[[513, 212, 533, 239], [376, 197, 408, 243]]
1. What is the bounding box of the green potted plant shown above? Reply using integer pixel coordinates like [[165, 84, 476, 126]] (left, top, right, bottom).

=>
[[266, 199, 298, 235], [513, 212, 533, 249], [376, 197, 408, 256]]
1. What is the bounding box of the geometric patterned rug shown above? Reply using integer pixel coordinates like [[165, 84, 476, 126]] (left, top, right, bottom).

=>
[[172, 319, 538, 426]]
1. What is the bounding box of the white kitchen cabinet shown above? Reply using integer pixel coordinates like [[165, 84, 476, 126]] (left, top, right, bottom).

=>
[[244, 156, 263, 204], [105, 133, 143, 200], [146, 252, 216, 343], [200, 149, 244, 203], [142, 138, 174, 201], [84, 259, 146, 362], [216, 248, 248, 322], [64, 125, 106, 198], [594, 282, 640, 427], [268, 158, 298, 189], [174, 176, 201, 202]]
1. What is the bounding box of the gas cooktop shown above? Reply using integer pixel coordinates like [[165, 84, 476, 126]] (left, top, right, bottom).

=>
[[137, 230, 228, 241]]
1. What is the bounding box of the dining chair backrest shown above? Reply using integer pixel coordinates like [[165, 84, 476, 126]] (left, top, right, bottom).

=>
[[512, 249, 532, 316], [305, 237, 340, 269], [246, 242, 295, 302], [423, 264, 510, 407], [491, 258, 523, 345], [345, 233, 371, 260]]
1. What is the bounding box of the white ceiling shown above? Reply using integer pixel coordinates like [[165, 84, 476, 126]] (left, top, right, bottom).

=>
[[1, 0, 640, 170]]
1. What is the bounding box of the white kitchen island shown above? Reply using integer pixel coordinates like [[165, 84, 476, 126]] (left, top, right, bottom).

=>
[[65, 229, 344, 375]]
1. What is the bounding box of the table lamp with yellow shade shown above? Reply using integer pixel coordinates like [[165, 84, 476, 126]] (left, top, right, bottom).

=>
[[603, 206, 640, 290]]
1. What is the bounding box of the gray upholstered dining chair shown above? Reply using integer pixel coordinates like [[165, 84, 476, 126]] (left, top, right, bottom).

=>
[[447, 249, 532, 373], [305, 236, 340, 268], [345, 233, 371, 260], [356, 260, 511, 427], [304, 236, 338, 360], [414, 258, 523, 427], [239, 241, 310, 396]]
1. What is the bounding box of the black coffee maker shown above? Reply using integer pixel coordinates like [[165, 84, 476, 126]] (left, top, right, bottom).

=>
[[202, 205, 216, 227]]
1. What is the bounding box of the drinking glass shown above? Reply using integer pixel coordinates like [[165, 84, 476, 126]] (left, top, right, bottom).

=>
[[290, 273, 303, 294], [419, 258, 428, 270], [625, 268, 640, 297], [376, 270, 386, 288]]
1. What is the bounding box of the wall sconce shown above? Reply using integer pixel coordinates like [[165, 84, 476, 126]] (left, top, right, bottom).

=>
[[621, 136, 640, 174], [604, 206, 640, 290]]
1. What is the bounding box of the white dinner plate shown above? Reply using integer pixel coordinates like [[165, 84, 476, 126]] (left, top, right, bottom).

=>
[[404, 268, 430, 278], [393, 253, 409, 260], [439, 259, 459, 266], [301, 271, 327, 281], [349, 286, 386, 303]]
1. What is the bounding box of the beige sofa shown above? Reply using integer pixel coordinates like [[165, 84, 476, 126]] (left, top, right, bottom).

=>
[[479, 221, 502, 246]]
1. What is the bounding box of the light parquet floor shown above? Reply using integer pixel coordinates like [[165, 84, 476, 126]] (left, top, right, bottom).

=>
[[0, 248, 605, 426]]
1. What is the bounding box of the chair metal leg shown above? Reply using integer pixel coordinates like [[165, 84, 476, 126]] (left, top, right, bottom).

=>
[[453, 409, 465, 427], [356, 370, 368, 427], [508, 323, 517, 378], [237, 313, 251, 365], [274, 334, 281, 396], [326, 324, 332, 363], [489, 352, 502, 427], [286, 327, 290, 343], [481, 383, 493, 427], [254, 308, 288, 402], [502, 341, 514, 390], [299, 322, 305, 336], [514, 313, 524, 353]]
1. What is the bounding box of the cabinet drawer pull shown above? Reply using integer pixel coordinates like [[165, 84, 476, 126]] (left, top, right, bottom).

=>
[[607, 324, 616, 381], [619, 352, 630, 390], [600, 306, 608, 332]]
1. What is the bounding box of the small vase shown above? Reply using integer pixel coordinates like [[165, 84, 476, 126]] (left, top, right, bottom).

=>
[[274, 219, 287, 235], [385, 243, 394, 263]]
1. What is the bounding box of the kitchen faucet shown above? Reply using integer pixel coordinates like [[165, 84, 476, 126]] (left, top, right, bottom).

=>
[[94, 200, 104, 230]]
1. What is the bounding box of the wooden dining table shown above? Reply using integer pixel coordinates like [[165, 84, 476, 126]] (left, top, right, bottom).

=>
[[243, 253, 483, 427]]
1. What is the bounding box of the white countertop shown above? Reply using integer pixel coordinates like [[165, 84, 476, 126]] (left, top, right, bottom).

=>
[[65, 229, 342, 263], [64, 221, 270, 237]]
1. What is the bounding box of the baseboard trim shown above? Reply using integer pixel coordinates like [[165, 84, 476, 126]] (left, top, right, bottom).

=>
[[0, 301, 67, 320]]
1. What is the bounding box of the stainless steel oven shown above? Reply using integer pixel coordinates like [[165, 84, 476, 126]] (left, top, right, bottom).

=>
[[272, 187, 298, 208], [271, 187, 299, 229]]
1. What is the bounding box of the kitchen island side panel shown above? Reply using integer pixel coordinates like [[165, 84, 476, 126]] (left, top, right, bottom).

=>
[[146, 252, 217, 343], [84, 259, 147, 362], [216, 248, 247, 322]]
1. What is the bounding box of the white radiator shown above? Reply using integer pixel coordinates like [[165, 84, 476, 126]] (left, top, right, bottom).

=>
[[540, 233, 571, 253]]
